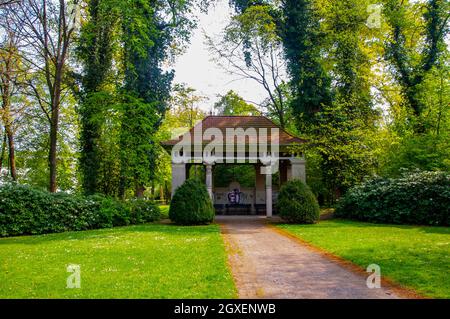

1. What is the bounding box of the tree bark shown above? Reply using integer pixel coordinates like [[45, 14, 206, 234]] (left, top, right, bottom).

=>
[[1, 80, 16, 180], [0, 130, 6, 172], [48, 81, 61, 193], [159, 183, 164, 202], [6, 125, 16, 180]]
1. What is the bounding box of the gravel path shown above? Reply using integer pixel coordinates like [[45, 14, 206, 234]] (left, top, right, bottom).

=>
[[217, 216, 404, 299]]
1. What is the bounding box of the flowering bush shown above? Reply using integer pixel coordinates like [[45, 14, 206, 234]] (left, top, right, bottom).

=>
[[335, 170, 450, 226], [0, 183, 160, 237]]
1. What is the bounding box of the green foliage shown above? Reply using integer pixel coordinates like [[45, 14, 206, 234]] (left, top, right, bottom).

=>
[[230, 0, 269, 14], [383, 0, 449, 131], [76, 0, 200, 197], [129, 198, 161, 224], [169, 179, 214, 225], [15, 92, 79, 193], [118, 94, 160, 197], [335, 170, 450, 226], [214, 90, 260, 116], [280, 0, 332, 124], [0, 183, 160, 237], [277, 180, 320, 223], [380, 133, 450, 176], [88, 194, 130, 227], [213, 164, 255, 188], [303, 103, 379, 203], [169, 84, 207, 127]]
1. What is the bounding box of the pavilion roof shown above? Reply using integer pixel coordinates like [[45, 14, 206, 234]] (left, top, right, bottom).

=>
[[161, 115, 305, 147]]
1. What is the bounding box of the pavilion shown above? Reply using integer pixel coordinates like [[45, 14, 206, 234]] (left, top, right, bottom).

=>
[[161, 115, 306, 217]]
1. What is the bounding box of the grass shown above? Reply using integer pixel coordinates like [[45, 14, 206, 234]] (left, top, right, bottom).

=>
[[276, 220, 450, 298], [0, 223, 236, 299], [159, 205, 170, 219]]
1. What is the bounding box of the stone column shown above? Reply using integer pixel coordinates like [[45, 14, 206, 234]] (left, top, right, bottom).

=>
[[289, 158, 306, 183], [205, 164, 213, 200], [171, 163, 187, 198], [254, 164, 265, 212], [265, 167, 272, 217]]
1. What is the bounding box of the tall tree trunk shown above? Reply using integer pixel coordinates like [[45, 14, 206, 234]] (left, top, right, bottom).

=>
[[48, 79, 61, 193], [49, 119, 58, 192], [1, 85, 16, 180], [159, 183, 164, 202], [0, 130, 6, 172], [5, 125, 16, 180]]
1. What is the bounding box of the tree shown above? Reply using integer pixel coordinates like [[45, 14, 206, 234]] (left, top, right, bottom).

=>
[[0, 30, 21, 180], [77, 0, 120, 195], [0, 129, 6, 173], [2, 0, 78, 192], [171, 83, 207, 127], [229, 0, 268, 13], [214, 90, 259, 116], [207, 5, 290, 128], [280, 0, 332, 129], [119, 0, 198, 198], [383, 0, 450, 133], [156, 89, 207, 200], [16, 94, 80, 192]]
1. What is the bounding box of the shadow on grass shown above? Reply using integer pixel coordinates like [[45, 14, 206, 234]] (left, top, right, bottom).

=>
[[0, 222, 220, 245]]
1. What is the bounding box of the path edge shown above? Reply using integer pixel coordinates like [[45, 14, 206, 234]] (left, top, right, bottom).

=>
[[217, 222, 243, 299]]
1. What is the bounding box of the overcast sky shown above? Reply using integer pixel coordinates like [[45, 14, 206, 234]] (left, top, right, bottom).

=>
[[172, 0, 268, 112]]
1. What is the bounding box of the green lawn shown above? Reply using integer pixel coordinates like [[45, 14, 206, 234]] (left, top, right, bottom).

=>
[[277, 220, 450, 298], [0, 223, 236, 298]]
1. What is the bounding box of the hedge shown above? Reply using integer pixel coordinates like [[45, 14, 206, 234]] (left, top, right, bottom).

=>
[[335, 170, 450, 226], [0, 183, 160, 237]]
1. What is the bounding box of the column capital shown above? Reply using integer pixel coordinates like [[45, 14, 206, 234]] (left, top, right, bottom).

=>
[[203, 160, 215, 166]]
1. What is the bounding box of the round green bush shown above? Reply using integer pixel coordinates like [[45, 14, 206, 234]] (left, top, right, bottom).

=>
[[169, 179, 215, 225], [277, 180, 320, 224]]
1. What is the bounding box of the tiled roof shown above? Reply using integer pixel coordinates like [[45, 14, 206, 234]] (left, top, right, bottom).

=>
[[161, 115, 305, 146]]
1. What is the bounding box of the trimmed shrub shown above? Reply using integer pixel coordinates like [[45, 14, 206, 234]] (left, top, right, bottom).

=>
[[169, 179, 214, 225], [335, 170, 450, 226], [0, 183, 161, 237], [277, 180, 320, 224]]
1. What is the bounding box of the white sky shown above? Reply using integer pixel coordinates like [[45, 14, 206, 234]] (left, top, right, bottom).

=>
[[172, 0, 268, 112]]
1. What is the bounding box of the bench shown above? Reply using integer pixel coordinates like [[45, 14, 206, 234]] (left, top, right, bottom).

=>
[[225, 204, 252, 215]]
